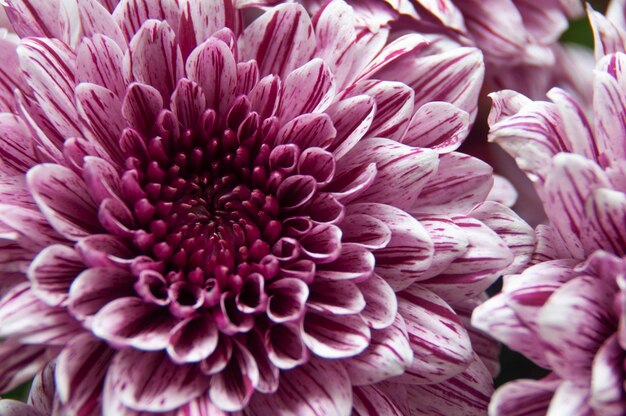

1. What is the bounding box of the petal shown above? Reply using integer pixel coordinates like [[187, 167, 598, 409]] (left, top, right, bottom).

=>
[[112, 0, 181, 41], [469, 201, 535, 275], [238, 4, 315, 78], [267, 278, 309, 323], [307, 279, 365, 315], [348, 203, 434, 291], [92, 296, 179, 351], [75, 83, 126, 164], [591, 334, 626, 414], [356, 34, 428, 82], [171, 79, 206, 130], [472, 293, 548, 368], [315, 243, 375, 282], [395, 285, 473, 384], [186, 37, 237, 117], [17, 38, 81, 139], [402, 102, 469, 152], [404, 354, 493, 416], [178, 0, 236, 47], [378, 46, 484, 121], [247, 359, 352, 416], [547, 381, 592, 416], [340, 213, 391, 250], [265, 322, 309, 370], [324, 95, 376, 160], [0, 113, 38, 175], [589, 4, 626, 60], [27, 163, 100, 241], [0, 400, 45, 416], [343, 314, 413, 385], [77, 0, 126, 50], [312, 0, 356, 88], [547, 87, 600, 161], [488, 99, 568, 186], [0, 283, 81, 344], [122, 82, 164, 134], [538, 275, 617, 383], [3, 0, 63, 38], [341, 80, 413, 141], [338, 138, 439, 210], [0, 205, 64, 250], [129, 20, 183, 102], [209, 343, 259, 412], [56, 334, 115, 415], [544, 153, 610, 259], [276, 113, 336, 150], [28, 244, 84, 307], [422, 216, 513, 304], [418, 215, 469, 280], [489, 376, 559, 416], [0, 341, 52, 393], [357, 273, 397, 329], [277, 58, 335, 123], [352, 384, 405, 416], [106, 349, 210, 412], [26, 362, 56, 414], [414, 152, 493, 214], [167, 314, 218, 364], [67, 267, 136, 322], [303, 311, 370, 359]]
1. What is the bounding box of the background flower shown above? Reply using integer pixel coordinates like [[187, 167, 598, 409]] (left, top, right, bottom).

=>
[[474, 3, 626, 414], [0, 0, 533, 415]]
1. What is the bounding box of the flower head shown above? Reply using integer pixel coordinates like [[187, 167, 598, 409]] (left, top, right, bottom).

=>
[[0, 0, 529, 414], [474, 4, 626, 414]]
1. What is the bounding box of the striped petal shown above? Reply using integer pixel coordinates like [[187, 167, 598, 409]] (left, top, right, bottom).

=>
[[27, 163, 100, 241], [92, 296, 179, 350], [302, 311, 370, 359], [238, 4, 315, 78], [395, 285, 473, 384], [56, 334, 115, 415], [403, 102, 469, 152], [28, 244, 84, 307], [414, 153, 493, 214], [338, 138, 439, 210], [247, 360, 352, 416], [106, 349, 210, 412], [277, 58, 336, 123], [186, 37, 237, 117], [343, 314, 413, 385], [17, 38, 81, 139], [0, 341, 52, 393], [128, 20, 183, 102], [0, 283, 81, 345], [76, 34, 127, 98], [538, 275, 617, 384], [489, 376, 559, 416], [422, 215, 513, 304], [348, 203, 434, 291]]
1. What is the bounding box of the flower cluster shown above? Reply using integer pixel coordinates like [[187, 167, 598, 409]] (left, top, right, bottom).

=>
[[0, 0, 533, 415], [474, 3, 626, 415]]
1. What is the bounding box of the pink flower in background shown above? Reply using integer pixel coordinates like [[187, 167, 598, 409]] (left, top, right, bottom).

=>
[[295, 0, 588, 99], [474, 4, 626, 415], [0, 0, 532, 414]]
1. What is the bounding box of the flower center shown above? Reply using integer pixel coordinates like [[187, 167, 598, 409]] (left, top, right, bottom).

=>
[[120, 92, 292, 317]]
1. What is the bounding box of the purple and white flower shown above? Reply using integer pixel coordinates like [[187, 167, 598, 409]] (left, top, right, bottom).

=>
[[0, 0, 531, 414], [474, 4, 626, 414]]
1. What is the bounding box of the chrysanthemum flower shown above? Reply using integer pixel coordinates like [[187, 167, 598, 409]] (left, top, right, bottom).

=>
[[474, 5, 626, 414], [0, 0, 531, 414]]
